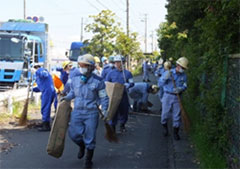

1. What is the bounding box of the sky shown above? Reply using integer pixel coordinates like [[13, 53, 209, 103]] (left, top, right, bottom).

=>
[[0, 0, 167, 59]]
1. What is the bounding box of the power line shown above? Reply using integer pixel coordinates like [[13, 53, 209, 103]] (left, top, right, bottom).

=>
[[111, 0, 125, 11], [86, 0, 101, 12], [95, 0, 110, 10]]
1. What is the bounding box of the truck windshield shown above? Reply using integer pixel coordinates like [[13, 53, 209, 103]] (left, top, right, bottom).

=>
[[0, 36, 24, 61], [69, 48, 87, 61]]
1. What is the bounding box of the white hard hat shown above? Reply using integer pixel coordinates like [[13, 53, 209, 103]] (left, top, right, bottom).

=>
[[176, 57, 188, 69], [159, 58, 164, 65], [114, 55, 125, 62], [164, 61, 172, 70], [78, 54, 95, 65], [151, 85, 159, 94]]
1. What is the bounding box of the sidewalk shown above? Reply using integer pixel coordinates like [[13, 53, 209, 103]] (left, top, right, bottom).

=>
[[133, 73, 199, 169]]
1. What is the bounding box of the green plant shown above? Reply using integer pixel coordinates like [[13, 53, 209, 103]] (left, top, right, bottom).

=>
[[157, 0, 240, 167], [132, 64, 142, 76]]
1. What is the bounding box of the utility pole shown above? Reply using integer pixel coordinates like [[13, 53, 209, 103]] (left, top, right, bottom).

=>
[[23, 0, 26, 19], [151, 31, 154, 52], [126, 0, 130, 69], [144, 14, 148, 53], [126, 0, 129, 37], [80, 17, 83, 42]]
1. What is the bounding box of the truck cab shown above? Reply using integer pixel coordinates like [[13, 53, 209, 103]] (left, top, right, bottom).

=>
[[66, 42, 87, 67], [0, 20, 48, 91]]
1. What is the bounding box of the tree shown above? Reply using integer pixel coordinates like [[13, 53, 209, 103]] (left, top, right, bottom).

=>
[[115, 31, 143, 62], [85, 9, 143, 67], [85, 10, 121, 58]]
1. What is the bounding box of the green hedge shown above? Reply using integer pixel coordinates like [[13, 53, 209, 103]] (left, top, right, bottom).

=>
[[157, 0, 240, 168]]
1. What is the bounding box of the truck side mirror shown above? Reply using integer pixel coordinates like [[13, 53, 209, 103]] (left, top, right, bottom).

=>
[[65, 51, 69, 58], [24, 49, 32, 56]]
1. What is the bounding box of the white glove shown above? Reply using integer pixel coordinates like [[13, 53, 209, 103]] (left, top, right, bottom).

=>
[[31, 68, 36, 74], [124, 83, 130, 89], [173, 87, 182, 94], [101, 110, 109, 121]]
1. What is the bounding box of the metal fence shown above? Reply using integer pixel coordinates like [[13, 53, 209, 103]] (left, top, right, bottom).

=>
[[226, 54, 240, 169], [0, 88, 40, 114]]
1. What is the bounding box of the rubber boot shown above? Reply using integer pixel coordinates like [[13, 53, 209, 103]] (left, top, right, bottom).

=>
[[133, 101, 138, 112], [38, 121, 51, 132], [84, 149, 94, 169], [111, 125, 116, 133], [77, 141, 85, 159], [173, 127, 180, 140], [120, 123, 127, 133], [162, 123, 168, 137]]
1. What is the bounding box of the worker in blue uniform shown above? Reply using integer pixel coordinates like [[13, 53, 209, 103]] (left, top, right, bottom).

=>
[[157, 61, 172, 101], [142, 59, 151, 82], [128, 82, 159, 112], [101, 56, 108, 67], [101, 55, 115, 80], [32, 63, 56, 132], [61, 54, 109, 168], [158, 57, 189, 140], [105, 55, 134, 133], [56, 61, 72, 85]]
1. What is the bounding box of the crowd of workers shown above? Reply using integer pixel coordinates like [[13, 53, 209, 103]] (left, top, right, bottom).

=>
[[30, 54, 189, 168]]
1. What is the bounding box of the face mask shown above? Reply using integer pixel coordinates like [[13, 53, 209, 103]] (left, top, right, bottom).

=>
[[109, 63, 114, 67], [79, 67, 88, 75], [179, 67, 184, 73]]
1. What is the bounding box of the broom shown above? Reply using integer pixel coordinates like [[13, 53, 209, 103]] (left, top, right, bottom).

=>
[[170, 72, 190, 132], [18, 80, 31, 126], [96, 104, 118, 143]]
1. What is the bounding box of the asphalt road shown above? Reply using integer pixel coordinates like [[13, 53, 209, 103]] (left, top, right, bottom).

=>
[[0, 73, 198, 169]]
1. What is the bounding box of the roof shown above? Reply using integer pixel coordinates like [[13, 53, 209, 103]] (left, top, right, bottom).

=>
[[0, 22, 48, 32], [70, 42, 86, 50], [0, 32, 42, 42]]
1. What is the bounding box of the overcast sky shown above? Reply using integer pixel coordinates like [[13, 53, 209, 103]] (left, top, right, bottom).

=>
[[0, 0, 167, 58]]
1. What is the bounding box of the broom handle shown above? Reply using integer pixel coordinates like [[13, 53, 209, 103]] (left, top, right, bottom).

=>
[[120, 58, 127, 83], [169, 71, 190, 132], [95, 103, 106, 122]]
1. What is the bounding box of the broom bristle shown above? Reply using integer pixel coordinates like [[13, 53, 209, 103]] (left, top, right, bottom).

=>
[[104, 123, 118, 143], [19, 99, 29, 126]]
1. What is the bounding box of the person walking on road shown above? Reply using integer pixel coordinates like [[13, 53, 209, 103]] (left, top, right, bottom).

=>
[[56, 61, 73, 85], [142, 59, 151, 82], [159, 57, 189, 140], [101, 55, 115, 80], [128, 82, 159, 112], [93, 56, 102, 77], [106, 55, 134, 133], [158, 61, 172, 102], [31, 63, 56, 132], [61, 54, 109, 168]]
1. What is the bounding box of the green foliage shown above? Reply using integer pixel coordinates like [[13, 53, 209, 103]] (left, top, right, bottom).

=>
[[85, 10, 121, 58], [85, 10, 143, 61], [158, 0, 240, 168], [131, 64, 142, 76]]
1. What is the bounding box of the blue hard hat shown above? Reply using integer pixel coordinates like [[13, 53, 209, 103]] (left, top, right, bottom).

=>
[[101, 57, 107, 63], [109, 55, 115, 62]]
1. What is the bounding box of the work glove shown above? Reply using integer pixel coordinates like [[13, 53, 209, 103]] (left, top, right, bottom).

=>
[[124, 83, 130, 89], [173, 87, 182, 94], [60, 96, 67, 102], [31, 68, 36, 75], [101, 110, 109, 121]]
